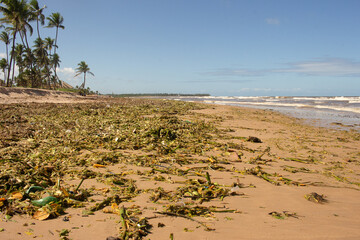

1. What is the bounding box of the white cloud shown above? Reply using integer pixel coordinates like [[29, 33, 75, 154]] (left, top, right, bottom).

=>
[[0, 53, 6, 58], [203, 57, 360, 79], [57, 67, 82, 86], [265, 18, 280, 25], [274, 58, 360, 77], [58, 67, 75, 75]]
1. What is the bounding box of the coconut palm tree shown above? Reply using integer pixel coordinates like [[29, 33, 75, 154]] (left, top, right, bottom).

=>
[[0, 0, 22, 85], [22, 48, 38, 86], [75, 61, 94, 89], [46, 12, 64, 55], [0, 58, 8, 86], [17, 5, 33, 50], [29, 0, 46, 40], [0, 30, 11, 84], [14, 43, 25, 74], [0, 31, 11, 62], [33, 37, 51, 87], [0, 0, 33, 85], [50, 52, 60, 85], [46, 12, 64, 85], [44, 36, 56, 55]]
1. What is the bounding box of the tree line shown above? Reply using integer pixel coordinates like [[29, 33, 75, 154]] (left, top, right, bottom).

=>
[[0, 0, 94, 91], [0, 0, 65, 88]]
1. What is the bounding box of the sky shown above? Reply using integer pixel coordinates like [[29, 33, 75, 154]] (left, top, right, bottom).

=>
[[1, 0, 360, 96]]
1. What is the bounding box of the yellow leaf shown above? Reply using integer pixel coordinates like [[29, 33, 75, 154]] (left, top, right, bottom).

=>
[[102, 207, 115, 214], [33, 209, 50, 221], [93, 164, 106, 168], [10, 192, 23, 200], [60, 187, 70, 197]]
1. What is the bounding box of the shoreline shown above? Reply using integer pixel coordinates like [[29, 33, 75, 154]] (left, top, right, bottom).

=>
[[0, 90, 360, 239], [1, 87, 358, 133], [218, 103, 360, 133], [152, 96, 360, 133]]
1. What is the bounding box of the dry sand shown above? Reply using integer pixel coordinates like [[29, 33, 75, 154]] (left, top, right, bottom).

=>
[[0, 87, 104, 104], [0, 87, 359, 240]]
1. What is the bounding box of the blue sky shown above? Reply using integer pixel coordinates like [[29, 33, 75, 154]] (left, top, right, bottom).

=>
[[1, 0, 360, 96]]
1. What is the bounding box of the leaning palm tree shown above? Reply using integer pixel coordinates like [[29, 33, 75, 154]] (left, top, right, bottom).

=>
[[46, 12, 64, 55], [75, 61, 94, 89]]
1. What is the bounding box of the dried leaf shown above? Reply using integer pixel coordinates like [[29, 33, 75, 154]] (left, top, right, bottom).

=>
[[10, 192, 23, 200], [33, 209, 51, 221], [102, 207, 115, 214]]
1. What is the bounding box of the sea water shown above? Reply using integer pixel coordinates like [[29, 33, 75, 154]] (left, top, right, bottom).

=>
[[160, 96, 360, 132]]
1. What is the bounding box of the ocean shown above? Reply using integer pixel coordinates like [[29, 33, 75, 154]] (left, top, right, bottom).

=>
[[159, 96, 360, 132]]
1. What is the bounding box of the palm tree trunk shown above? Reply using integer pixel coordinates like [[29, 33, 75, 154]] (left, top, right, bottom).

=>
[[23, 31, 31, 51], [36, 18, 41, 39], [7, 31, 17, 86], [2, 68, 6, 86], [4, 44, 8, 85], [2, 68, 5, 85], [47, 72, 51, 89], [5, 44, 8, 64], [19, 31, 27, 49], [83, 72, 86, 89], [54, 67, 58, 86], [10, 56, 16, 87], [53, 27, 59, 83], [23, 31, 37, 88], [54, 27, 58, 55]]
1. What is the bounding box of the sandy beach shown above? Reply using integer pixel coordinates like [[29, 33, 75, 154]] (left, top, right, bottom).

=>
[[0, 88, 359, 240]]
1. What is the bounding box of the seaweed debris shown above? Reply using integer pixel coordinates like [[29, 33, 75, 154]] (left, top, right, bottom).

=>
[[0, 99, 236, 237], [2, 98, 356, 238], [305, 192, 327, 203], [268, 211, 298, 219]]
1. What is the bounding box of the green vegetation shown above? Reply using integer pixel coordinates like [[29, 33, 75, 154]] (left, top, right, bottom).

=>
[[1, 98, 359, 238], [0, 0, 65, 88], [0, 99, 246, 237], [0, 0, 94, 93]]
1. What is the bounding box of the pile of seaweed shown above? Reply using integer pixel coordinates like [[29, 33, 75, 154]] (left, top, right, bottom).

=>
[[2, 98, 350, 239], [0, 99, 243, 238]]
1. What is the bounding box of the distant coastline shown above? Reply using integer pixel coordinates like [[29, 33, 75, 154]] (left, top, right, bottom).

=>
[[107, 93, 211, 97]]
